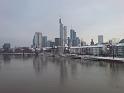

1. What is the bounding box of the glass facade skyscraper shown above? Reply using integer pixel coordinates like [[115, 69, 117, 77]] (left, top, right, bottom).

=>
[[42, 36, 47, 47], [33, 32, 42, 48]]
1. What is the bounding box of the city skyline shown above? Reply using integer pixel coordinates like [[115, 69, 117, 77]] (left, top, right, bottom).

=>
[[0, 0, 124, 47]]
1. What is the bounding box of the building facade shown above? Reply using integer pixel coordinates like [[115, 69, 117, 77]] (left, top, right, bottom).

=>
[[47, 41, 55, 47], [55, 38, 61, 46], [98, 35, 103, 44], [115, 42, 124, 57], [33, 32, 42, 48], [42, 36, 47, 47], [64, 26, 67, 45], [70, 29, 77, 46], [59, 18, 64, 46], [76, 37, 80, 46], [3, 43, 11, 49], [70, 45, 106, 56], [59, 18, 68, 47], [116, 44, 124, 57], [64, 26, 67, 46]]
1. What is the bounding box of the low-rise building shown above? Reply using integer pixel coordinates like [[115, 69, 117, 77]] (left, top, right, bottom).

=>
[[70, 45, 107, 56], [55, 38, 61, 47], [116, 43, 124, 57], [108, 39, 124, 57]]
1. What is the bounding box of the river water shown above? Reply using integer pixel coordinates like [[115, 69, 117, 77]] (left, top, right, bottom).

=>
[[0, 55, 124, 93]]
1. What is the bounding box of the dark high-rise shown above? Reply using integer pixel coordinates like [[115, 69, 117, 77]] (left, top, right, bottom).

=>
[[70, 29, 77, 46], [76, 37, 80, 46], [55, 38, 61, 46], [64, 26, 67, 45], [42, 36, 47, 47]]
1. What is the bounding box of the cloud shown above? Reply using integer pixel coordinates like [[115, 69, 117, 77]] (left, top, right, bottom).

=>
[[0, 0, 124, 47]]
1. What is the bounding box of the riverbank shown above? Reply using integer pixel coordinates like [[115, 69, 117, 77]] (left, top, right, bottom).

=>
[[73, 54, 124, 63], [88, 56, 124, 63], [1, 53, 124, 63]]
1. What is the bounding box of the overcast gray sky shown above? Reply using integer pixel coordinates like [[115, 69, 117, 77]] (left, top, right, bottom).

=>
[[0, 0, 124, 47]]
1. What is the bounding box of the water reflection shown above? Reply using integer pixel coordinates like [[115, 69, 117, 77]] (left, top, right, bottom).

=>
[[14, 55, 33, 61], [0, 60, 2, 71], [3, 55, 11, 64], [67, 59, 78, 78], [109, 62, 119, 73], [33, 55, 48, 74], [55, 58, 78, 85], [1, 55, 124, 93], [50, 57, 68, 85], [108, 62, 122, 89], [59, 59, 68, 85], [80, 59, 96, 68], [98, 61, 108, 67]]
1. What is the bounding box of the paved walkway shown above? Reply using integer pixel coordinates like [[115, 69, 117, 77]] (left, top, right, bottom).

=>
[[89, 56, 124, 62], [77, 55, 124, 62]]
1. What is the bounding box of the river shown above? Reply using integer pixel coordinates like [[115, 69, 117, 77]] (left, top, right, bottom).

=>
[[0, 55, 124, 93]]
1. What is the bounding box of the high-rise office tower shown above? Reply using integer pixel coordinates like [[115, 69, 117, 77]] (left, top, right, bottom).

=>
[[98, 35, 103, 44], [64, 26, 67, 45], [70, 29, 77, 46], [76, 37, 80, 46], [59, 18, 64, 46], [42, 36, 47, 47], [33, 32, 42, 48]]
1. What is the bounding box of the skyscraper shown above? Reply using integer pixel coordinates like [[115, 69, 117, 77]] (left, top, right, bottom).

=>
[[59, 18, 64, 46], [33, 32, 42, 48], [76, 37, 80, 46], [98, 35, 103, 44], [59, 18, 68, 47], [64, 26, 67, 45], [70, 29, 77, 46], [42, 36, 47, 47]]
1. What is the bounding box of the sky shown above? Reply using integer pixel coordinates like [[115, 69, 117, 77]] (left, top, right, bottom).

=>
[[0, 0, 124, 47]]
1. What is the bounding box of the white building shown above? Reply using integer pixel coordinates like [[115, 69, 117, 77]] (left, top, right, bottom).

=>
[[98, 35, 103, 44], [33, 32, 42, 49], [70, 45, 107, 56]]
